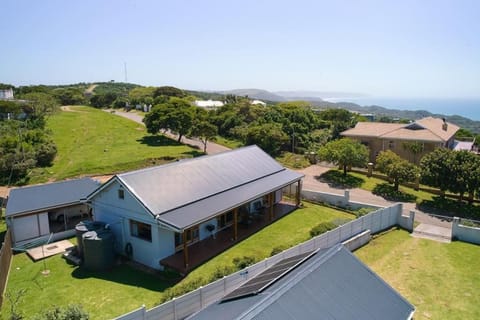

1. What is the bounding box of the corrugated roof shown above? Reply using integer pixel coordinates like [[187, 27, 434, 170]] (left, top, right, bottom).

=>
[[189, 244, 415, 320], [117, 145, 290, 217], [342, 117, 459, 143], [160, 169, 303, 230], [6, 178, 100, 217]]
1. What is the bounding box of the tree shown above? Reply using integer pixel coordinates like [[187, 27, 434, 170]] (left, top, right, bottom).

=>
[[376, 150, 418, 191], [153, 86, 185, 98], [191, 121, 218, 153], [318, 108, 357, 140], [235, 123, 289, 156], [420, 148, 454, 196], [143, 98, 195, 142], [449, 150, 480, 202], [318, 138, 369, 176], [402, 141, 424, 165], [52, 87, 86, 105]]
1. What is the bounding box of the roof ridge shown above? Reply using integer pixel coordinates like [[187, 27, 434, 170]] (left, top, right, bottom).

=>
[[118, 145, 257, 178], [155, 167, 287, 218]]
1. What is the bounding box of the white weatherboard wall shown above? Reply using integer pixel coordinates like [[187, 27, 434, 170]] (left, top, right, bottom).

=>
[[115, 203, 405, 320], [91, 180, 175, 270]]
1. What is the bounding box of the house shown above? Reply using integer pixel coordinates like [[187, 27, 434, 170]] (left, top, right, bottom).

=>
[[0, 88, 14, 100], [5, 178, 100, 247], [187, 244, 415, 320], [341, 117, 459, 163], [194, 100, 224, 109], [251, 99, 266, 106], [86, 146, 303, 271]]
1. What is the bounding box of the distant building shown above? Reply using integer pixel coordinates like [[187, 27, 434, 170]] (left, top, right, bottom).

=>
[[359, 113, 375, 121], [0, 88, 14, 100], [194, 100, 224, 109], [341, 117, 460, 164], [251, 99, 266, 106]]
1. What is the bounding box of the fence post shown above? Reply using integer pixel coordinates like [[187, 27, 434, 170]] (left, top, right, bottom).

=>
[[200, 286, 204, 308], [223, 276, 227, 294], [141, 304, 146, 320], [173, 298, 177, 320]]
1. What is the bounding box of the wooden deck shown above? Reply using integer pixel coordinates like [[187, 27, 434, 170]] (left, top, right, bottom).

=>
[[160, 202, 297, 274]]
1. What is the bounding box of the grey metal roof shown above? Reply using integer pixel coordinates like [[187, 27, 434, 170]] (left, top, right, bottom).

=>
[[160, 169, 303, 230], [188, 245, 415, 320], [6, 178, 100, 217], [107, 145, 302, 230]]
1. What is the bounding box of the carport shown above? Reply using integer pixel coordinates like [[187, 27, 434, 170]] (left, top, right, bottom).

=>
[[5, 178, 100, 248]]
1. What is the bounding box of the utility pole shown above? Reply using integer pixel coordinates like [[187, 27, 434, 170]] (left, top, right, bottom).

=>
[[124, 62, 128, 83]]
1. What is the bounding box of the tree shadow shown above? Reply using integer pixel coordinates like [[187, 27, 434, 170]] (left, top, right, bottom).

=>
[[182, 150, 205, 158], [137, 135, 183, 147], [417, 196, 480, 220], [316, 170, 364, 189], [372, 183, 417, 202], [71, 262, 180, 292]]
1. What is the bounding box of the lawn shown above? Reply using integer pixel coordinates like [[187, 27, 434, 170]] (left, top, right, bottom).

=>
[[28, 106, 199, 183], [355, 229, 480, 320], [324, 169, 435, 203], [3, 202, 353, 319]]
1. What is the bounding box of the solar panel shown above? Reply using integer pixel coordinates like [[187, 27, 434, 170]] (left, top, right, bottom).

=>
[[222, 251, 315, 302]]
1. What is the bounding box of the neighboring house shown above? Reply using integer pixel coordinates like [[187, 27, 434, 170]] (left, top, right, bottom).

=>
[[86, 146, 303, 271], [0, 88, 14, 100], [194, 100, 224, 109], [188, 244, 415, 320], [341, 117, 460, 163], [5, 178, 100, 247], [251, 99, 266, 106]]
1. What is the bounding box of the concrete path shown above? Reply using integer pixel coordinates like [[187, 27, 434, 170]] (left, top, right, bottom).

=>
[[111, 110, 231, 154], [412, 223, 452, 243]]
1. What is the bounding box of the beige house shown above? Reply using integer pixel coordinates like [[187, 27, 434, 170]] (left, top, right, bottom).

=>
[[341, 117, 459, 164]]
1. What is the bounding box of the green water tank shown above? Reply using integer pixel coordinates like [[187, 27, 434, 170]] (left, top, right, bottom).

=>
[[82, 230, 115, 271]]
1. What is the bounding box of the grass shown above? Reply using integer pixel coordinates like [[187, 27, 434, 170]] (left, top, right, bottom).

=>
[[320, 169, 434, 203], [212, 136, 243, 149], [4, 202, 353, 319], [355, 229, 480, 320], [276, 152, 311, 169], [28, 106, 198, 183]]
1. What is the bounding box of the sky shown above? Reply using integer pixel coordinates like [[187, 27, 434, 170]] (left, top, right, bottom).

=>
[[1, 0, 479, 99]]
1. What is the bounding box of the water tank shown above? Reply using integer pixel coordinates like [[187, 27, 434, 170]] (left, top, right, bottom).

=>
[[75, 221, 106, 258], [82, 230, 115, 271]]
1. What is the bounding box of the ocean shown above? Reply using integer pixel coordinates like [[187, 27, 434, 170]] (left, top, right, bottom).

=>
[[323, 97, 480, 121]]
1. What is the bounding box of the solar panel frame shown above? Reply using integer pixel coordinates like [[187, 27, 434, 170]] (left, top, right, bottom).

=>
[[221, 251, 316, 302]]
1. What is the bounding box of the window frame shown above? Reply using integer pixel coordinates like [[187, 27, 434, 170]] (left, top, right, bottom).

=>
[[130, 219, 152, 242]]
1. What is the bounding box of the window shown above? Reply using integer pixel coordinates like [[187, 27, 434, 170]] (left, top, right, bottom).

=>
[[174, 226, 199, 250], [118, 188, 124, 199], [388, 141, 395, 149], [217, 211, 234, 229], [130, 220, 152, 242]]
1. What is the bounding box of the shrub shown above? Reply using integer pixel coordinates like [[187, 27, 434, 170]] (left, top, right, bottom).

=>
[[209, 265, 236, 282], [232, 256, 257, 270], [32, 304, 89, 320], [354, 207, 375, 217], [372, 183, 417, 202], [270, 245, 288, 256], [309, 221, 337, 238]]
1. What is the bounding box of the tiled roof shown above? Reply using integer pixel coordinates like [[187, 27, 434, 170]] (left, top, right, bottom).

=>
[[342, 117, 459, 143]]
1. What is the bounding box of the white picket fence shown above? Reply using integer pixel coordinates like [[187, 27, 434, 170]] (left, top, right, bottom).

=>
[[115, 203, 403, 320]]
